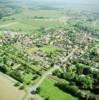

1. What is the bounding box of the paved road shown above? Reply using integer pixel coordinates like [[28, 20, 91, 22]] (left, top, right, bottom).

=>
[[24, 47, 78, 100], [34, 65, 60, 89], [24, 65, 60, 100], [25, 33, 88, 100]]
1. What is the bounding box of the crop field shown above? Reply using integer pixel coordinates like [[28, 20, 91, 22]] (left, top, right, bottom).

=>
[[0, 72, 25, 100], [0, 9, 66, 33]]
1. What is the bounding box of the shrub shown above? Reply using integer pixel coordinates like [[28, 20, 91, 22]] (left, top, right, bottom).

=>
[[86, 93, 96, 100], [45, 97, 50, 100], [36, 87, 40, 94], [19, 85, 24, 90], [55, 82, 96, 100], [14, 82, 20, 87], [55, 82, 79, 96]]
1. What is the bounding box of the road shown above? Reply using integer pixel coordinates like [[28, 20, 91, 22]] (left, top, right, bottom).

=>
[[24, 65, 60, 100], [34, 65, 60, 89], [25, 33, 88, 100], [24, 47, 78, 100]]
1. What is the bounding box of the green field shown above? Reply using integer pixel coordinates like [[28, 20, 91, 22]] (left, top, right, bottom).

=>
[[39, 79, 78, 100], [0, 9, 66, 33]]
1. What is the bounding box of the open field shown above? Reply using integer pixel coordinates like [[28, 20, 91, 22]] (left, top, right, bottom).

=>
[[0, 9, 66, 33], [0, 72, 25, 100], [39, 79, 78, 100], [0, 22, 17, 28]]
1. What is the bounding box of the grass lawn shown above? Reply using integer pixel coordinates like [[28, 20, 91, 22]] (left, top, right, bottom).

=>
[[95, 43, 99, 47], [39, 79, 78, 100], [0, 72, 25, 100]]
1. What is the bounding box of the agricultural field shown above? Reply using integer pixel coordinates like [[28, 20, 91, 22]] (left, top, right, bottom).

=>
[[0, 72, 25, 100], [0, 9, 66, 33], [0, 0, 99, 100]]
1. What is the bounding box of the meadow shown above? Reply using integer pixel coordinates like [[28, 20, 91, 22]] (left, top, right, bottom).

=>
[[0, 9, 66, 33], [39, 79, 78, 100]]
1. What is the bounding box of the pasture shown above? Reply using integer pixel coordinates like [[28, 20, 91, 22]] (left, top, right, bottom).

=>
[[0, 9, 66, 33], [39, 79, 78, 100]]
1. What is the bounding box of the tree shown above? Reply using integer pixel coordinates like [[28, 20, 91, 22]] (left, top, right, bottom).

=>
[[77, 75, 93, 89], [23, 73, 33, 84], [76, 63, 84, 75]]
